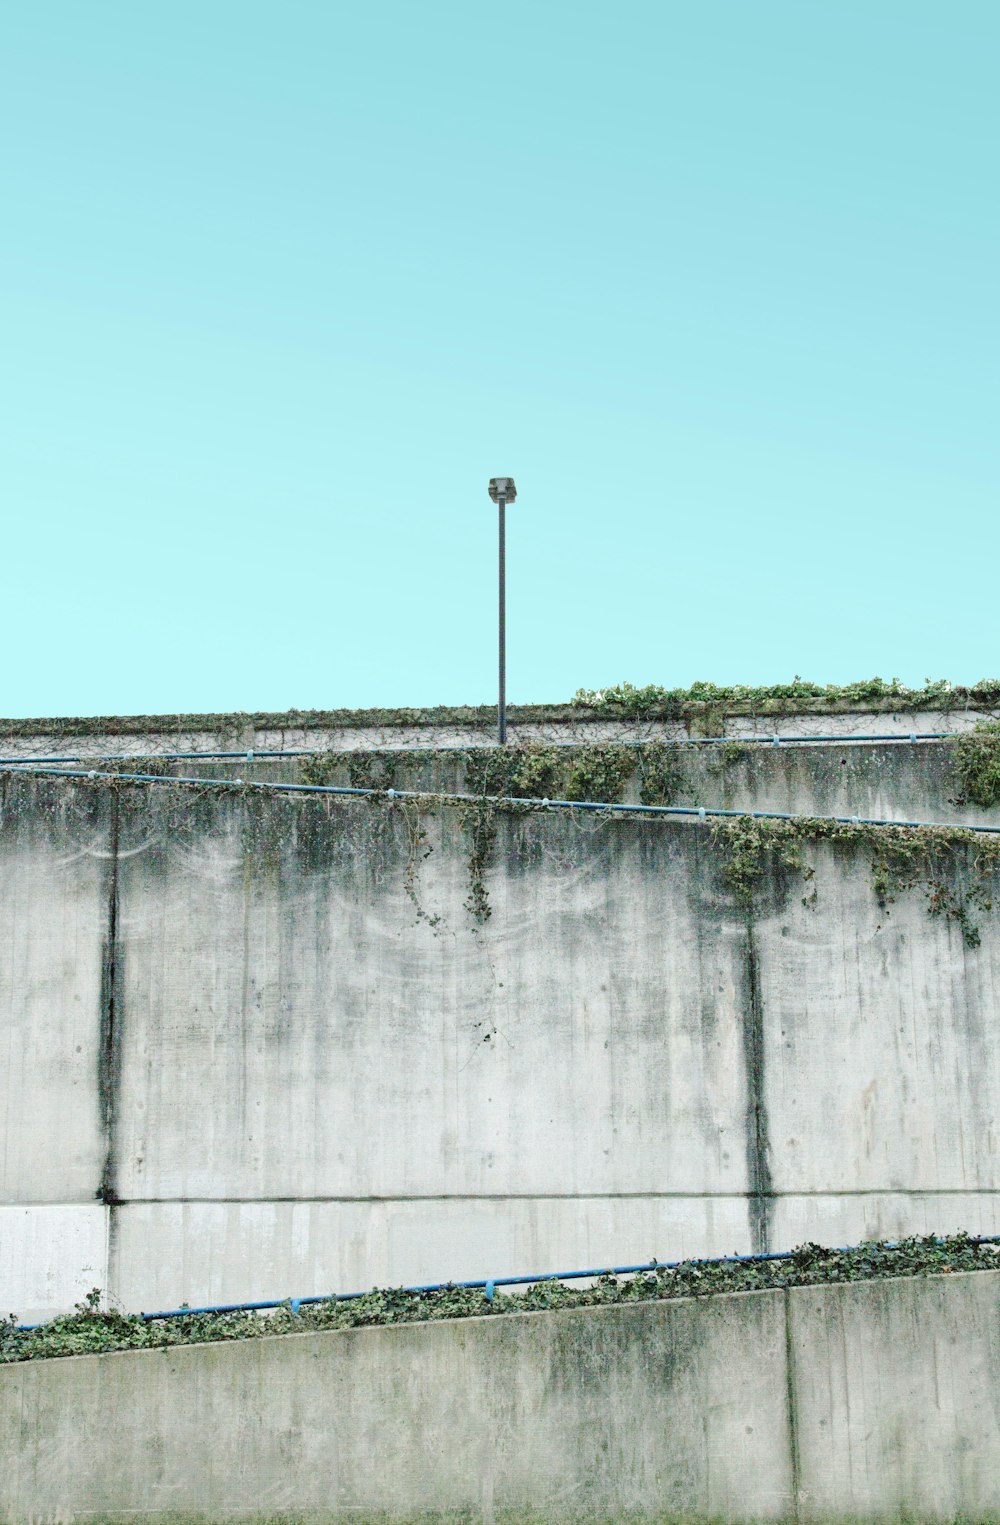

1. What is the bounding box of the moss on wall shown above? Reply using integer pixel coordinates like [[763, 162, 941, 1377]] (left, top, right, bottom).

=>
[[571, 676, 1000, 719], [954, 721, 1000, 809], [3, 759, 997, 944], [708, 814, 999, 947]]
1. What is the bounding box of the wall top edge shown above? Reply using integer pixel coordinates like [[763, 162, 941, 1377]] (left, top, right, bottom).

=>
[[1, 692, 999, 740], [7, 1269, 998, 1376], [0, 1284, 786, 1374]]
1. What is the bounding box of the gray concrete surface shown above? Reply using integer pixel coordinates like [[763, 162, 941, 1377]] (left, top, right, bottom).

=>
[[0, 702, 995, 759], [790, 1269, 1000, 1519], [0, 1290, 794, 1522], [4, 734, 994, 826], [3, 1270, 1000, 1522], [3, 731, 1000, 1317]]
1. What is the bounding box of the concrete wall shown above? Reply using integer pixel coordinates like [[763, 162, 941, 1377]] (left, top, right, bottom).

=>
[[0, 702, 995, 758], [155, 735, 997, 828], [3, 733, 991, 826], [3, 751, 1000, 1321], [3, 1269, 999, 1522]]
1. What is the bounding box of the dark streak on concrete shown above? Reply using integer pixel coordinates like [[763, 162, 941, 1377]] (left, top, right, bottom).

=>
[[97, 792, 122, 1206], [743, 915, 773, 1254], [783, 1289, 802, 1520]]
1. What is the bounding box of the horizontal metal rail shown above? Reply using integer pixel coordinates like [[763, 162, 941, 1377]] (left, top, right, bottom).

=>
[[0, 750, 315, 765], [14, 1235, 1000, 1331], [0, 732, 964, 767], [2, 763, 998, 835]]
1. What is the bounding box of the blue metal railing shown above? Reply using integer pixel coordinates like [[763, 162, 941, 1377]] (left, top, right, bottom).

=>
[[0, 731, 966, 768], [0, 750, 315, 765], [2, 762, 998, 836], [15, 1235, 1000, 1332]]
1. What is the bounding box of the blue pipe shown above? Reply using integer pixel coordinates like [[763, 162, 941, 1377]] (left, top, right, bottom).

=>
[[0, 750, 314, 765], [681, 731, 953, 746], [0, 732, 966, 768], [14, 1235, 1000, 1332], [4, 763, 1000, 837]]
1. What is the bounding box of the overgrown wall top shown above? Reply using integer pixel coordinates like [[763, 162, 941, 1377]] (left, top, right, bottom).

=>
[[0, 680, 999, 755]]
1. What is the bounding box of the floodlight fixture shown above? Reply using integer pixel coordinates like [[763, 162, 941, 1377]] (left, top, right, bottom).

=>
[[487, 477, 517, 745], [489, 477, 517, 505]]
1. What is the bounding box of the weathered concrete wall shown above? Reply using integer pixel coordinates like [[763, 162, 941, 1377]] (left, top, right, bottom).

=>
[[5, 735, 992, 826], [789, 1270, 1000, 1519], [664, 736, 995, 825], [3, 1270, 999, 1522], [3, 752, 1000, 1320], [0, 701, 995, 759], [210, 736, 997, 827]]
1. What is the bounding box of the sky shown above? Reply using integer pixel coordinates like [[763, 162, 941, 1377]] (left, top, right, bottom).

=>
[[1, 2, 997, 717]]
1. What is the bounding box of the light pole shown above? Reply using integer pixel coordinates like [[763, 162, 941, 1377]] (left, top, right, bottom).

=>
[[488, 477, 517, 745]]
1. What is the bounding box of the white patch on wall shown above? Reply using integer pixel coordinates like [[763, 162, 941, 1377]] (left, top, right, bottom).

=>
[[0, 1204, 109, 1322]]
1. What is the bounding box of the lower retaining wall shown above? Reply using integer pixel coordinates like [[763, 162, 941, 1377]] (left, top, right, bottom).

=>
[[3, 1270, 1000, 1522]]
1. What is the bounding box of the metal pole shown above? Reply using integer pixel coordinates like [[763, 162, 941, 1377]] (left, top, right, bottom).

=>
[[498, 493, 506, 744]]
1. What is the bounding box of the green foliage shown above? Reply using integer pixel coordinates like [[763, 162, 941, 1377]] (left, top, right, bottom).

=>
[[460, 753, 517, 924], [711, 817, 808, 910], [635, 746, 690, 807], [506, 745, 564, 799], [11, 758, 1000, 944], [571, 677, 995, 719], [562, 747, 635, 803], [465, 743, 687, 807], [460, 800, 500, 924], [399, 802, 445, 933], [708, 741, 751, 773], [459, 744, 688, 922], [1, 680, 999, 745], [4, 1236, 996, 1366], [0, 705, 501, 741], [348, 752, 399, 791], [954, 721, 1000, 809], [711, 815, 1000, 946], [464, 749, 521, 799], [299, 750, 402, 790]]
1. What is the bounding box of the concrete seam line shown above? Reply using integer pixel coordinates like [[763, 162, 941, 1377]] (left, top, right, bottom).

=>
[[783, 1287, 803, 1521]]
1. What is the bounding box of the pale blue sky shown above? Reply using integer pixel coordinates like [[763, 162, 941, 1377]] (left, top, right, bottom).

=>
[[1, 2, 996, 716]]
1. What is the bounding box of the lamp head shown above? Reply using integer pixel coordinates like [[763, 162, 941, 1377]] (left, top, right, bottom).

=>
[[488, 477, 517, 505]]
